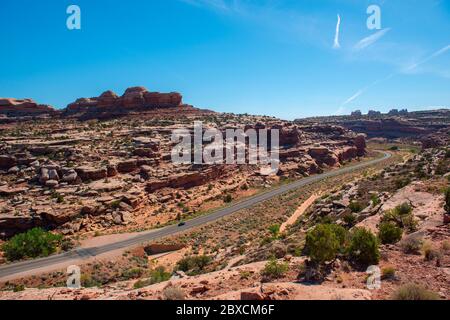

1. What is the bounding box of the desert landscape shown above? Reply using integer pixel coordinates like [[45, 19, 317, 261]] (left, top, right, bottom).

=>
[[0, 89, 448, 301], [1, 0, 449, 305]]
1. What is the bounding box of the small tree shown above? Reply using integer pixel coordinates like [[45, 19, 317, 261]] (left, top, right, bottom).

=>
[[268, 224, 281, 238], [304, 224, 340, 264], [348, 228, 380, 267], [2, 228, 63, 261], [378, 222, 403, 244], [262, 257, 289, 279]]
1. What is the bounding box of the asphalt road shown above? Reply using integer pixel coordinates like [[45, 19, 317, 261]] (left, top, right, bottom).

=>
[[0, 152, 391, 279]]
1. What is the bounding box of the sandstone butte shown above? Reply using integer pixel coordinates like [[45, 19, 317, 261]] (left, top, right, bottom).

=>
[[1, 86, 192, 121]]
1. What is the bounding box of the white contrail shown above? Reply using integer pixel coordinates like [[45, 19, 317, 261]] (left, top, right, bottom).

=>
[[333, 14, 341, 49], [353, 28, 391, 51]]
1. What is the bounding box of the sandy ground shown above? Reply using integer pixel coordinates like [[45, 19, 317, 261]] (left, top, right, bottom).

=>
[[280, 194, 320, 233]]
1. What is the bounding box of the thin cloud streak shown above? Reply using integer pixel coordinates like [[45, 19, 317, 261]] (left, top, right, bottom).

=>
[[353, 28, 391, 51], [333, 14, 341, 49], [339, 43, 450, 113]]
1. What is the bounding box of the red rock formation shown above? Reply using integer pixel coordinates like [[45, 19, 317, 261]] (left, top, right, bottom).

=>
[[64, 87, 184, 119], [0, 98, 56, 117]]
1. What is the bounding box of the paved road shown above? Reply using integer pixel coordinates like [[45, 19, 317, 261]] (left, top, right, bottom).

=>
[[0, 152, 391, 279]]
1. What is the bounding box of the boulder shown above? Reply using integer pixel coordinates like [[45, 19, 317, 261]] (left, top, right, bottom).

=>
[[0, 155, 17, 170], [75, 166, 107, 181], [117, 159, 138, 173]]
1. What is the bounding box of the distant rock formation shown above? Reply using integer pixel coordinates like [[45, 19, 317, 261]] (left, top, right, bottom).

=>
[[296, 109, 450, 139], [0, 98, 56, 117], [64, 87, 185, 119]]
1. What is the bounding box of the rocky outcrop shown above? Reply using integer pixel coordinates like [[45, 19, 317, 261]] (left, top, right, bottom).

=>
[[64, 87, 184, 119], [0, 155, 17, 170], [308, 147, 340, 167], [0, 98, 56, 117], [146, 166, 227, 192], [75, 166, 108, 182], [296, 109, 450, 139]]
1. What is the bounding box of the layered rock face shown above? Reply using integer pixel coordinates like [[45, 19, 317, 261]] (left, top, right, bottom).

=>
[[0, 98, 56, 117], [296, 109, 450, 139], [65, 87, 184, 119]]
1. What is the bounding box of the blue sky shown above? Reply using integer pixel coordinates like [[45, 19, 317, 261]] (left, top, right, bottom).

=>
[[1, 0, 449, 119]]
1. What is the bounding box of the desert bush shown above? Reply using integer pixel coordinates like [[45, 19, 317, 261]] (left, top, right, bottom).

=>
[[176, 255, 212, 275], [348, 201, 364, 213], [342, 213, 357, 227], [378, 222, 403, 244], [121, 267, 144, 280], [371, 194, 381, 206], [394, 177, 411, 190], [223, 194, 233, 203], [304, 224, 340, 264], [400, 236, 423, 255], [163, 286, 186, 300], [381, 203, 417, 233], [391, 283, 440, 300], [381, 267, 396, 280], [2, 228, 63, 261], [347, 228, 380, 267], [262, 257, 289, 279], [268, 224, 281, 238], [422, 242, 442, 262], [133, 267, 171, 289]]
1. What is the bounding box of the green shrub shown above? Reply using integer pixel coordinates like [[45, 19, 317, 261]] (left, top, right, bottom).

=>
[[304, 224, 340, 264], [262, 257, 289, 279], [121, 267, 144, 280], [268, 224, 281, 238], [176, 255, 212, 275], [381, 203, 417, 233], [371, 194, 381, 206], [223, 194, 233, 203], [347, 228, 380, 267], [343, 213, 357, 227], [392, 284, 440, 300], [2, 228, 63, 261], [348, 201, 364, 213], [133, 267, 171, 289], [378, 222, 403, 244], [381, 267, 396, 280], [329, 224, 350, 249]]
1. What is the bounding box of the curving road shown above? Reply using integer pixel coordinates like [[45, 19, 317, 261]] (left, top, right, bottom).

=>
[[0, 152, 391, 279]]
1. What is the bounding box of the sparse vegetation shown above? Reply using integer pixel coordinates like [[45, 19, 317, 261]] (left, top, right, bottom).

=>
[[133, 267, 171, 289], [261, 257, 289, 279], [162, 286, 186, 300], [176, 255, 212, 275], [348, 201, 364, 213], [2, 228, 63, 261], [381, 203, 417, 233], [391, 284, 440, 300], [401, 236, 423, 255], [381, 267, 396, 280]]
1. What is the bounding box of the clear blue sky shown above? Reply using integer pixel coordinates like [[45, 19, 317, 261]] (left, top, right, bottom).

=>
[[1, 0, 449, 119]]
